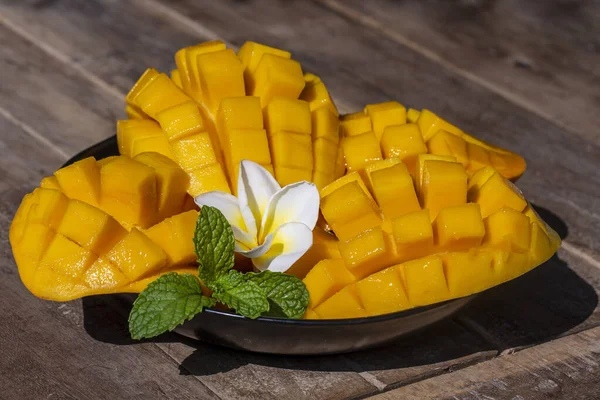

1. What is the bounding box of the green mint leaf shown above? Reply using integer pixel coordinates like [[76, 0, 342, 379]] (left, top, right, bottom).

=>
[[128, 273, 216, 340], [245, 271, 309, 319], [213, 270, 269, 319], [193, 205, 235, 289]]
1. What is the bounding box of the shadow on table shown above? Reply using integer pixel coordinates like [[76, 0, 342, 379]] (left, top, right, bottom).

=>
[[82, 204, 597, 375]]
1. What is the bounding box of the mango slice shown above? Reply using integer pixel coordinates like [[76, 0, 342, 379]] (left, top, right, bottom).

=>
[[11, 40, 541, 313], [308, 160, 559, 319]]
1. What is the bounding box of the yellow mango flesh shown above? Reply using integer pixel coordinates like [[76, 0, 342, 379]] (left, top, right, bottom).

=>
[[11, 40, 539, 312], [10, 173, 204, 301], [311, 158, 559, 319]]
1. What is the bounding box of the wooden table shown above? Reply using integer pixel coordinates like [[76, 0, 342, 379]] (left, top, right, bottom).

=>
[[1, 1, 599, 398]]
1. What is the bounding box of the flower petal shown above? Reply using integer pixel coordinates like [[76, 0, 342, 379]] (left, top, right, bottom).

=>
[[237, 160, 280, 238], [236, 232, 274, 259], [194, 191, 257, 249], [259, 181, 319, 242], [252, 222, 313, 273]]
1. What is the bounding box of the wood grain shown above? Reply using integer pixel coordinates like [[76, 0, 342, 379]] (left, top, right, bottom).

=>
[[0, 23, 120, 157], [324, 0, 600, 144], [371, 324, 600, 400]]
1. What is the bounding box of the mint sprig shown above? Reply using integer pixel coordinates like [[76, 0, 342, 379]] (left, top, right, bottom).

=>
[[128, 206, 310, 339], [128, 273, 216, 340], [193, 205, 235, 288]]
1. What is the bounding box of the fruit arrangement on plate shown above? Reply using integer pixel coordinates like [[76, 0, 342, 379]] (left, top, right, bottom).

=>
[[9, 40, 560, 340]]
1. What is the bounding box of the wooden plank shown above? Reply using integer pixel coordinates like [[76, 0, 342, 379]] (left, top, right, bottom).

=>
[[156, 340, 377, 400], [343, 320, 496, 388], [0, 23, 121, 156], [0, 115, 219, 400], [325, 0, 600, 144], [457, 249, 600, 352], [369, 324, 600, 400]]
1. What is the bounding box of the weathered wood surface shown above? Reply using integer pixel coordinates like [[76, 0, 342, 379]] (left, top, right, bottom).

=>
[[1, 0, 600, 398], [371, 324, 600, 400], [325, 0, 600, 144]]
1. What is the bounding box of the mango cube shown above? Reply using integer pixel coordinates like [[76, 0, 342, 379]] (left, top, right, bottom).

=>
[[313, 138, 338, 175], [225, 129, 272, 190], [100, 157, 157, 229], [491, 249, 530, 284], [407, 108, 421, 123], [303, 259, 356, 309], [54, 157, 101, 207], [288, 228, 341, 279], [57, 200, 126, 256], [380, 124, 428, 165], [14, 223, 55, 284], [270, 131, 313, 170], [529, 222, 555, 266], [300, 73, 338, 116], [417, 109, 463, 141], [84, 257, 129, 290], [466, 142, 491, 172], [467, 166, 496, 198], [364, 101, 407, 140], [320, 178, 383, 241], [187, 163, 231, 197], [434, 204, 485, 251], [398, 255, 451, 306], [175, 41, 227, 96], [217, 96, 264, 144], [196, 49, 245, 113], [483, 207, 531, 253], [342, 132, 382, 172], [251, 54, 305, 107], [40, 176, 61, 191], [133, 73, 190, 119], [427, 130, 469, 167], [421, 160, 468, 220], [116, 119, 164, 157], [312, 171, 335, 190], [144, 210, 198, 267], [237, 41, 291, 92], [356, 267, 410, 316], [442, 251, 495, 298], [470, 172, 527, 218], [105, 229, 167, 281], [340, 115, 372, 137], [156, 101, 206, 142], [28, 188, 69, 230], [263, 97, 311, 136], [125, 68, 159, 116], [38, 234, 96, 279], [131, 135, 174, 160], [392, 209, 434, 262], [311, 107, 340, 143], [273, 166, 312, 187], [339, 227, 397, 279], [314, 284, 368, 319], [415, 154, 457, 193], [170, 132, 218, 172], [133, 152, 190, 220], [365, 161, 420, 219]]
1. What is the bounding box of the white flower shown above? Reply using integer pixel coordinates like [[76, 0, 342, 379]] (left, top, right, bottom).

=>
[[194, 160, 320, 273]]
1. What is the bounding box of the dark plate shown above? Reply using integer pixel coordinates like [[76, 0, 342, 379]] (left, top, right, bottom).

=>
[[66, 136, 477, 355]]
